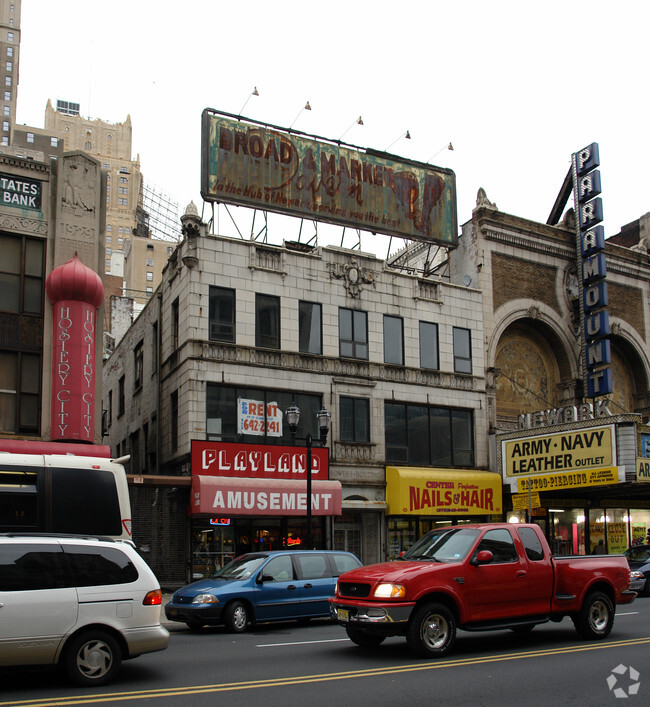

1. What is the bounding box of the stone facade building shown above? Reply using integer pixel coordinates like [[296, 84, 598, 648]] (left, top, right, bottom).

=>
[[102, 205, 497, 586]]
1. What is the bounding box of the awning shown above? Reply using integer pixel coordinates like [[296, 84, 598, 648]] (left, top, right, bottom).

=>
[[386, 467, 503, 516], [191, 476, 342, 516]]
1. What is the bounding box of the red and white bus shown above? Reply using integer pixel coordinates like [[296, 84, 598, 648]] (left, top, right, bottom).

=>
[[0, 441, 131, 540]]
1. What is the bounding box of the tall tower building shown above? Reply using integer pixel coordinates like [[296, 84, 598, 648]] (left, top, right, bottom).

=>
[[0, 0, 20, 146]]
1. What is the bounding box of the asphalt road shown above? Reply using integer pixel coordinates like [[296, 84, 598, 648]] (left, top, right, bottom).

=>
[[1, 597, 648, 706]]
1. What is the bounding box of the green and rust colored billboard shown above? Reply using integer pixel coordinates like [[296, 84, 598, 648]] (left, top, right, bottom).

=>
[[201, 109, 457, 246]]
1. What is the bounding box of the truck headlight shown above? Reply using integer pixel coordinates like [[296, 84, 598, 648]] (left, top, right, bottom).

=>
[[374, 583, 406, 599], [192, 593, 219, 604]]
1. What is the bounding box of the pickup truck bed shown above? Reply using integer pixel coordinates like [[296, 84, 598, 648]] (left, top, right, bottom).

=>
[[329, 523, 635, 658]]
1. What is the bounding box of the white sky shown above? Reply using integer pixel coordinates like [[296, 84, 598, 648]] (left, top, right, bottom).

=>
[[16, 0, 650, 255]]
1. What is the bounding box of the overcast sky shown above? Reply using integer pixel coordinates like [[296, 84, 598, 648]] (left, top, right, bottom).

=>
[[16, 0, 650, 255]]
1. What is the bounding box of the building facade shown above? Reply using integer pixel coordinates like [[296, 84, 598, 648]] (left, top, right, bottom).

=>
[[452, 190, 650, 554], [102, 206, 498, 586]]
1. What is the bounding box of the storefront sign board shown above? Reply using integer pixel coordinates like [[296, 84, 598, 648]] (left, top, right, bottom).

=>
[[516, 466, 621, 493]]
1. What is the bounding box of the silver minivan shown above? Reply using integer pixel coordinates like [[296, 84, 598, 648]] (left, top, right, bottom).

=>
[[0, 534, 169, 685]]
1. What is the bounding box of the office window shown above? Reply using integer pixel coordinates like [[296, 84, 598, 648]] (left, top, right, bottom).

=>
[[209, 286, 235, 343], [107, 390, 113, 427], [7, 32, 13, 42], [419, 321, 439, 370], [1, 136, 7, 146], [106, 225, 112, 232], [385, 402, 474, 467], [340, 397, 370, 443], [4, 91, 9, 101], [134, 341, 143, 392], [2, 120, 8, 132], [151, 321, 159, 372], [118, 376, 125, 417], [255, 293, 280, 349], [299, 301, 322, 354], [171, 298, 179, 350], [453, 327, 472, 374], [118, 198, 127, 206], [146, 287, 153, 295], [6, 61, 12, 71], [3, 106, 8, 116], [339, 308, 368, 360], [170, 390, 178, 452], [146, 272, 153, 281], [50, 137, 58, 147], [7, 47, 13, 57], [27, 132, 34, 143], [106, 235, 112, 243], [5, 76, 11, 87], [383, 315, 404, 365], [146, 258, 154, 267], [106, 248, 112, 255]]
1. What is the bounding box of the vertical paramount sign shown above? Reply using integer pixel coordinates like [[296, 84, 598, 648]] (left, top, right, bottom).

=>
[[572, 143, 612, 397], [200, 109, 457, 246]]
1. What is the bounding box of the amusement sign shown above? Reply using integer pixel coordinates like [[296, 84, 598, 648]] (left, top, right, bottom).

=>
[[201, 109, 457, 246]]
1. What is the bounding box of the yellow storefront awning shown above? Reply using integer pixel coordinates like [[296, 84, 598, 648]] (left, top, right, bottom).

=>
[[386, 467, 503, 516]]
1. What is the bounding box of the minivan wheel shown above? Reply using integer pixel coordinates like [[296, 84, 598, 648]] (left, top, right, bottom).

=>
[[63, 630, 122, 686], [224, 601, 249, 633]]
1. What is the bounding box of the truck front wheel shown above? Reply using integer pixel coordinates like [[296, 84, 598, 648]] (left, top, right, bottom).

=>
[[406, 602, 456, 658], [572, 590, 614, 640]]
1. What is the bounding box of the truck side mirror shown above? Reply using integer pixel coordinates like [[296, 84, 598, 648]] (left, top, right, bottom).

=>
[[470, 550, 494, 566]]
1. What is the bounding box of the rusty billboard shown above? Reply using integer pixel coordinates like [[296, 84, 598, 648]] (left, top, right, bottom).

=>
[[201, 109, 457, 246]]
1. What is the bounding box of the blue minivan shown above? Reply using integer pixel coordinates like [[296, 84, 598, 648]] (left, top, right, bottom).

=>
[[165, 550, 362, 632]]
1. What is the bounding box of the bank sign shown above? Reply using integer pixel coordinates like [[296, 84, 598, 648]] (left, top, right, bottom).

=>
[[502, 424, 617, 491], [201, 109, 457, 246], [572, 143, 612, 397], [0, 173, 41, 210]]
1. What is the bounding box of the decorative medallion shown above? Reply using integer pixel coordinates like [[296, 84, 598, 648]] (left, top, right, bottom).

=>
[[328, 257, 375, 297]]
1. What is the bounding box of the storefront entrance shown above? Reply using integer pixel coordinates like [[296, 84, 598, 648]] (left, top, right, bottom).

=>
[[190, 516, 325, 579]]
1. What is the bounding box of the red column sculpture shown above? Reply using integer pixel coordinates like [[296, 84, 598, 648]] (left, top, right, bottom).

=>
[[45, 253, 104, 442]]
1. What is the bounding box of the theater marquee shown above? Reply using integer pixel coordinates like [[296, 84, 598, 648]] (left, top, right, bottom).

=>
[[201, 109, 457, 246]]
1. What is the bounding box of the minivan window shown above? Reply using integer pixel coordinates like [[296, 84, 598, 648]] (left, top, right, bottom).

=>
[[261, 555, 294, 581], [65, 545, 138, 586], [213, 554, 267, 580], [330, 553, 361, 575], [0, 544, 70, 591], [294, 553, 329, 580]]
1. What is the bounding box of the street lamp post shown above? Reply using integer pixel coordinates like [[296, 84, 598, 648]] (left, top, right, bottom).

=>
[[285, 403, 331, 549]]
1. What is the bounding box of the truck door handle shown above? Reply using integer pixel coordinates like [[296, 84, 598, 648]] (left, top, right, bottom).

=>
[[516, 570, 527, 578]]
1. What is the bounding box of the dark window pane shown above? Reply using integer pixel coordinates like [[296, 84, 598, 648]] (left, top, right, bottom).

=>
[[340, 397, 369, 443], [50, 468, 123, 536], [453, 327, 472, 374], [420, 321, 439, 369], [385, 402, 407, 462], [430, 408, 452, 466], [407, 405, 429, 465], [65, 545, 139, 586], [451, 409, 474, 466], [23, 276, 43, 314], [256, 294, 280, 349], [299, 301, 321, 354], [384, 315, 403, 365], [340, 397, 354, 442], [209, 286, 235, 342], [0, 545, 70, 591], [0, 272, 20, 311], [24, 239, 44, 277]]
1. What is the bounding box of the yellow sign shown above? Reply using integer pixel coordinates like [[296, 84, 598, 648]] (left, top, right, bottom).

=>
[[637, 458, 650, 482], [386, 467, 502, 516], [517, 466, 619, 493], [504, 425, 613, 477], [512, 492, 541, 510]]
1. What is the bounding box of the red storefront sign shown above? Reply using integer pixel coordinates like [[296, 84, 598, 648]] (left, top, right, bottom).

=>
[[191, 440, 329, 480], [191, 476, 342, 516]]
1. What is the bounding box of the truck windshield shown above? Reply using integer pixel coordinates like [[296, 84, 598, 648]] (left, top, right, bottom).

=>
[[402, 528, 480, 562]]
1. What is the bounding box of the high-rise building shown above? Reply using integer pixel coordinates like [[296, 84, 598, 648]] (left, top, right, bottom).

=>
[[0, 0, 19, 147]]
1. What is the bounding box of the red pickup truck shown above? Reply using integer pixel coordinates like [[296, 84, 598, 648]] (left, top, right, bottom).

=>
[[329, 523, 635, 658]]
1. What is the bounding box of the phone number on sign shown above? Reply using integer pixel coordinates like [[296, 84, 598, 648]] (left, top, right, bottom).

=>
[[240, 418, 281, 434], [518, 472, 588, 491]]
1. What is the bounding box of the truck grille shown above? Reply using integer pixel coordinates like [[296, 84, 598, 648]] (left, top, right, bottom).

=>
[[338, 581, 371, 598]]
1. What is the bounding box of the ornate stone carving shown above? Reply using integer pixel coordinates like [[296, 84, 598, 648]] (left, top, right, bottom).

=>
[[61, 156, 97, 214], [328, 256, 376, 297], [475, 187, 497, 210]]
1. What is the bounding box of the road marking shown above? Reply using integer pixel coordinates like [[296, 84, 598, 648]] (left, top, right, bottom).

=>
[[2, 636, 650, 706], [257, 638, 350, 647], [616, 611, 639, 616]]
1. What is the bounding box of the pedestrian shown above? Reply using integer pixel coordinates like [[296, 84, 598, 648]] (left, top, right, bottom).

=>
[[593, 539, 606, 554]]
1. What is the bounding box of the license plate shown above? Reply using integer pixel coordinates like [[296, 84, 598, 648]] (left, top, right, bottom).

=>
[[338, 608, 349, 622]]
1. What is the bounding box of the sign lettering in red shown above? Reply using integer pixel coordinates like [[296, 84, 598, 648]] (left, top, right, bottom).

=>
[[191, 440, 329, 480]]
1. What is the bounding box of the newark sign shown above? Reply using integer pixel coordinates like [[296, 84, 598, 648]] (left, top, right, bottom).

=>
[[201, 109, 457, 246]]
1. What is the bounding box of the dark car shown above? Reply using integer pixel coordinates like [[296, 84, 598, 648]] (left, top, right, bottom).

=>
[[625, 545, 650, 596], [165, 549, 362, 631]]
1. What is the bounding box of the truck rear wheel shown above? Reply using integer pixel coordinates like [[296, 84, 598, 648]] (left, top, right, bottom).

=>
[[572, 590, 614, 640], [406, 602, 456, 658], [346, 626, 386, 647]]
